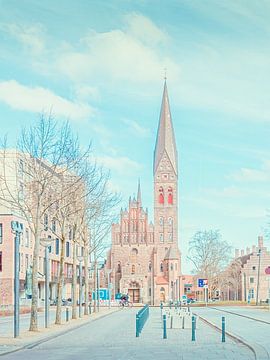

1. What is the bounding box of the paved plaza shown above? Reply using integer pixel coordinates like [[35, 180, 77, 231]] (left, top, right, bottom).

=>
[[0, 307, 254, 360]]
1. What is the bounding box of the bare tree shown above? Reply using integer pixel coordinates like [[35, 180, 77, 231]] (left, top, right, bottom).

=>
[[188, 230, 231, 298], [0, 115, 83, 331]]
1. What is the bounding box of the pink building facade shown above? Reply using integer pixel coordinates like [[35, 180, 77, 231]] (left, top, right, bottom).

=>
[[106, 81, 182, 305]]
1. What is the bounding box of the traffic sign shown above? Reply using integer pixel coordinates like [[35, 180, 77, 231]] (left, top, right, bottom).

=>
[[198, 278, 208, 288], [265, 266, 270, 275]]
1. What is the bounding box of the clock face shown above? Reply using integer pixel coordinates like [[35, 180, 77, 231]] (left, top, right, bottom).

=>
[[162, 173, 168, 180]]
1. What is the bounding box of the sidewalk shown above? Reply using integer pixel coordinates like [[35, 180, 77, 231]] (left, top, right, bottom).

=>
[[0, 306, 119, 356]]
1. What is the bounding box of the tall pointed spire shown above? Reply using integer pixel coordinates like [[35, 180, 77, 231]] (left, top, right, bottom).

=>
[[154, 80, 178, 175], [137, 178, 142, 206]]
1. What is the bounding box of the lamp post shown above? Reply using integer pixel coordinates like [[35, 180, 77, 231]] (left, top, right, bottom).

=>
[[256, 249, 262, 306], [77, 256, 83, 318], [11, 221, 23, 338], [105, 269, 112, 308], [40, 236, 53, 328]]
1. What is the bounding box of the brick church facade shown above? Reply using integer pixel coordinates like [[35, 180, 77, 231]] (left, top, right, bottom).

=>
[[106, 81, 182, 305]]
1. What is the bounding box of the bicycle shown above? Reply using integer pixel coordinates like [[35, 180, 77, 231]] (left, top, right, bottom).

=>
[[118, 299, 133, 308]]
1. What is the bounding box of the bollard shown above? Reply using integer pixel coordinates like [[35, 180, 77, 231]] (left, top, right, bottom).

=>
[[163, 314, 167, 339], [182, 316, 185, 329], [89, 302, 92, 315], [188, 305, 190, 313], [191, 316, 196, 341], [170, 316, 173, 329], [66, 307, 69, 322], [136, 314, 139, 337], [160, 302, 163, 319], [222, 316, 225, 342]]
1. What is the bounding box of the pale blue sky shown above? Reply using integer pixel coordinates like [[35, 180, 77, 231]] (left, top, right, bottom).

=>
[[1, 0, 270, 272]]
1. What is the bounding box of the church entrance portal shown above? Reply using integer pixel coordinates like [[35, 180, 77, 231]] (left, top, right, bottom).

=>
[[128, 281, 140, 303]]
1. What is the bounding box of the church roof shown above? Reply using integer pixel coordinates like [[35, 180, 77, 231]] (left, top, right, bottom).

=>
[[164, 246, 179, 260], [154, 80, 178, 175]]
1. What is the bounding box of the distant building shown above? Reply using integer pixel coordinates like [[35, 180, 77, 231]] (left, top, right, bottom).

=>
[[106, 81, 182, 304], [220, 236, 270, 303]]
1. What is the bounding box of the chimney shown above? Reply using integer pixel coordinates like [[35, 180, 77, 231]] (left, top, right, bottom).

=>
[[240, 249, 244, 257], [246, 247, 250, 254], [258, 236, 264, 248], [235, 249, 240, 258]]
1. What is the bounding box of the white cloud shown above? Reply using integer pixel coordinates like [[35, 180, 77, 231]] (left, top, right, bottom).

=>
[[229, 161, 270, 182], [0, 80, 93, 120], [122, 118, 150, 138], [96, 155, 142, 175], [125, 13, 168, 46], [55, 15, 179, 84], [1, 23, 46, 56]]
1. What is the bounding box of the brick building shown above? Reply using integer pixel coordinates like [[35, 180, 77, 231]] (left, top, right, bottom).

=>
[[106, 81, 182, 304], [0, 151, 84, 306]]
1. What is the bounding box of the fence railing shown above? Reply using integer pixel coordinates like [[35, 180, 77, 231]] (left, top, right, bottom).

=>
[[136, 304, 149, 337]]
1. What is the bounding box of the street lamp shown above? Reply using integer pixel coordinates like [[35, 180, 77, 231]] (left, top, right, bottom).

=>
[[11, 221, 23, 338], [105, 269, 112, 309], [40, 236, 54, 328], [77, 255, 84, 318], [256, 248, 262, 306]]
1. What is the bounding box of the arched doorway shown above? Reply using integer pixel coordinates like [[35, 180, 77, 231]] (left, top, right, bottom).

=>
[[160, 287, 165, 302], [128, 281, 140, 303]]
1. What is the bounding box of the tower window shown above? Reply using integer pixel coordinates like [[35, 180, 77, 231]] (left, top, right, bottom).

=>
[[131, 265, 135, 274], [159, 187, 164, 204], [160, 233, 164, 242], [160, 263, 164, 272], [168, 187, 173, 205], [169, 233, 173, 242], [159, 217, 164, 226], [168, 217, 173, 226]]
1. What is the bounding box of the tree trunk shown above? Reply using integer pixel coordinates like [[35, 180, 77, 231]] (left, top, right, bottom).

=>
[[29, 222, 40, 331], [93, 260, 97, 313], [55, 236, 65, 324], [72, 241, 77, 319], [84, 245, 89, 315]]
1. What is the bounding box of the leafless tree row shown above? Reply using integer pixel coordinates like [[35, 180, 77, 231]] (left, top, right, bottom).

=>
[[0, 114, 119, 331]]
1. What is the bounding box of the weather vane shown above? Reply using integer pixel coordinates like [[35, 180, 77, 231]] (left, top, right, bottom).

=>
[[164, 68, 167, 81]]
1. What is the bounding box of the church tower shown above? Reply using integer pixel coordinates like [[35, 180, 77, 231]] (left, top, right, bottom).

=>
[[153, 80, 181, 302]]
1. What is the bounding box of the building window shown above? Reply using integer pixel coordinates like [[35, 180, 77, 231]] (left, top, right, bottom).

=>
[[149, 288, 151, 296], [44, 214, 48, 231], [252, 266, 256, 270], [55, 238, 59, 255], [117, 263, 121, 273], [160, 233, 164, 242], [250, 277, 254, 284], [159, 217, 164, 226], [160, 262, 164, 272], [168, 217, 173, 226], [148, 262, 152, 272], [131, 264, 135, 274], [25, 254, 29, 270], [159, 187, 164, 204], [52, 219, 56, 233], [131, 248, 138, 262], [0, 251, 2, 271], [170, 263, 173, 271], [168, 187, 173, 205], [168, 233, 173, 242], [25, 229, 29, 247], [249, 288, 254, 299], [0, 224, 2, 244], [66, 242, 70, 257]]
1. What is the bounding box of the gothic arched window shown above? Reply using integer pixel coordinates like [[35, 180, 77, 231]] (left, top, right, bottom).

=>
[[131, 265, 135, 274], [117, 263, 121, 273], [159, 187, 164, 204], [168, 187, 173, 205], [160, 262, 164, 272], [148, 262, 152, 272], [159, 217, 164, 226]]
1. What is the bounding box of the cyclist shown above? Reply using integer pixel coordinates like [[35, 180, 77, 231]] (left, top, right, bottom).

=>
[[120, 293, 129, 307]]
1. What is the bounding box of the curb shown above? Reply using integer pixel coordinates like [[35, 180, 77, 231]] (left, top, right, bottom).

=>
[[194, 312, 270, 360], [0, 309, 119, 357]]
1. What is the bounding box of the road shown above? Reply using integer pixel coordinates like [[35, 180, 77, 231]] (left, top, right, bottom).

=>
[[194, 306, 270, 359], [0, 307, 253, 360]]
